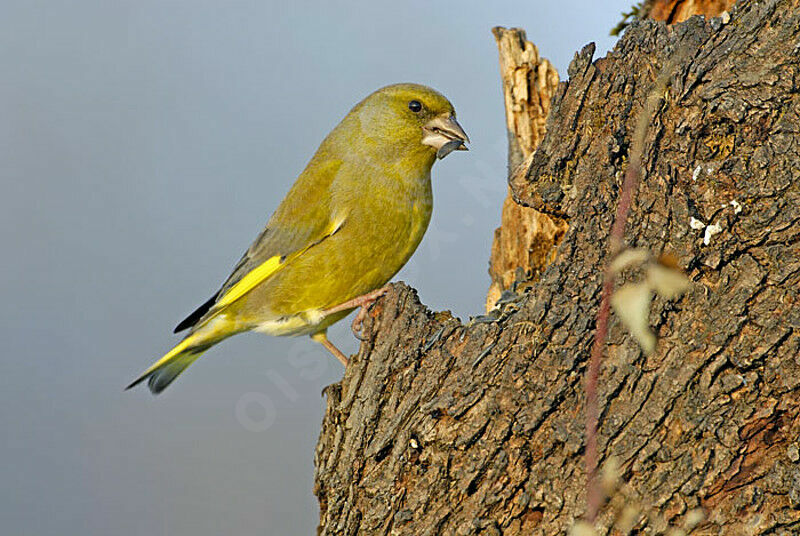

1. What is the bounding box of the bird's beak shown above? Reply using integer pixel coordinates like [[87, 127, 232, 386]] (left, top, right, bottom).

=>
[[422, 115, 470, 159]]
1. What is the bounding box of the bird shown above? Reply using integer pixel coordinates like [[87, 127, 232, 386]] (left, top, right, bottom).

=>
[[127, 83, 469, 394]]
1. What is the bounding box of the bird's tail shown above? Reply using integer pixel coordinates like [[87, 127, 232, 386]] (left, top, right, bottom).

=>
[[127, 325, 230, 394]]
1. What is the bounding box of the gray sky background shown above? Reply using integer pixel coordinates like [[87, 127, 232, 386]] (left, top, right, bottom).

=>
[[1, 1, 631, 534]]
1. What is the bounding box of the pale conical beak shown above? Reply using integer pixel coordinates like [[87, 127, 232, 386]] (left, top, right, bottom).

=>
[[422, 115, 470, 159]]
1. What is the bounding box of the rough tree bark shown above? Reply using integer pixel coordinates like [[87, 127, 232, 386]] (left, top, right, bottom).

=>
[[314, 1, 800, 534]]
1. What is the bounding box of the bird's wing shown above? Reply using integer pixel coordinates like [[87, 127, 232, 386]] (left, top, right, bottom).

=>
[[174, 158, 344, 333]]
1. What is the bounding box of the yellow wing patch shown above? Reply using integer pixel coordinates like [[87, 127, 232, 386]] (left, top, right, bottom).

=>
[[213, 216, 347, 311], [215, 254, 284, 308]]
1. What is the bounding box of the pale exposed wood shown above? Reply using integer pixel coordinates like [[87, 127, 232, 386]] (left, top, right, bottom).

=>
[[648, 0, 736, 23], [486, 28, 566, 312], [493, 27, 558, 163]]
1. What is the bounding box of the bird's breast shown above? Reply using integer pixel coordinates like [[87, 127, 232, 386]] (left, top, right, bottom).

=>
[[345, 173, 432, 284]]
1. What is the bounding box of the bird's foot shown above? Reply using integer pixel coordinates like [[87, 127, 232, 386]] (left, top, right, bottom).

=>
[[350, 307, 369, 340], [322, 286, 390, 339], [350, 287, 389, 339]]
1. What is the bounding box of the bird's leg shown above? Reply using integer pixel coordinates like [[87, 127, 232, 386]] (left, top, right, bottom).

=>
[[311, 331, 348, 366], [310, 288, 389, 367], [321, 286, 389, 338]]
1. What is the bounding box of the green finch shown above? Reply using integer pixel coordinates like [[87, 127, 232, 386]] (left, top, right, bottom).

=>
[[127, 83, 469, 394]]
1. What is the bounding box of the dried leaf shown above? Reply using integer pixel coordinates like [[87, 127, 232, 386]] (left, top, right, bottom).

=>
[[611, 282, 656, 354], [657, 251, 680, 269], [684, 508, 705, 529], [601, 456, 621, 495], [569, 521, 597, 536], [610, 248, 650, 274], [618, 504, 640, 534], [647, 263, 690, 300]]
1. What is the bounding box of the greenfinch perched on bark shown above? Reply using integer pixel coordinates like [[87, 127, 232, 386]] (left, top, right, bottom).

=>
[[128, 83, 468, 394]]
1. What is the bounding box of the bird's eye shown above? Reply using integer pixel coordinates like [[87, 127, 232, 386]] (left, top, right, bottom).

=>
[[408, 100, 422, 113]]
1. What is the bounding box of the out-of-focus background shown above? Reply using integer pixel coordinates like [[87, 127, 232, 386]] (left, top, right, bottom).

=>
[[0, 1, 630, 534]]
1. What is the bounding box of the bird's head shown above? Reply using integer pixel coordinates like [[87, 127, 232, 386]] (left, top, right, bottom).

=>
[[350, 83, 469, 160]]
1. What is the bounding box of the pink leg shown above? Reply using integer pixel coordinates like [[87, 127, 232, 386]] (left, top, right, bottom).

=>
[[311, 331, 348, 366]]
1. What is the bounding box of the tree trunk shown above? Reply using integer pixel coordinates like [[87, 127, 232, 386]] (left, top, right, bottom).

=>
[[314, 1, 800, 534]]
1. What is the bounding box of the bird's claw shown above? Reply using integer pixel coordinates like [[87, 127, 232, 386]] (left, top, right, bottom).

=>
[[350, 287, 388, 340], [351, 308, 368, 340]]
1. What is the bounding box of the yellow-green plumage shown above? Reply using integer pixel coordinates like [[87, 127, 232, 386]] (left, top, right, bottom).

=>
[[128, 83, 468, 394]]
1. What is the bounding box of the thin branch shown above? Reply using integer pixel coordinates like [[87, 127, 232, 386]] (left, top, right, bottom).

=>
[[584, 61, 675, 523]]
